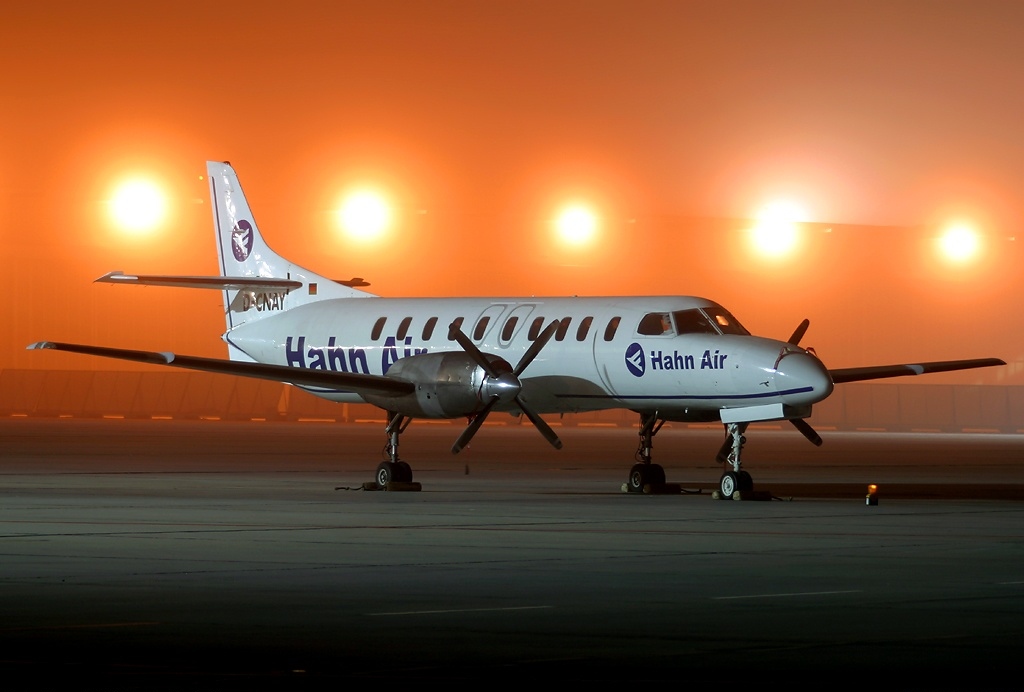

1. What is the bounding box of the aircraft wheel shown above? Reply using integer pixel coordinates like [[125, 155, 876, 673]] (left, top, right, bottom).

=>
[[738, 470, 753, 492], [649, 464, 666, 486], [719, 471, 739, 499], [396, 461, 413, 483], [376, 461, 397, 487], [627, 464, 648, 493]]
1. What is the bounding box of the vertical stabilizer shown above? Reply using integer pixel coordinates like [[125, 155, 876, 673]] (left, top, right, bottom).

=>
[[207, 161, 372, 336]]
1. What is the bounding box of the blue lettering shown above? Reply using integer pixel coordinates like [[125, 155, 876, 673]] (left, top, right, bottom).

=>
[[700, 349, 726, 369], [349, 348, 369, 374], [382, 336, 400, 374], [650, 350, 661, 370], [286, 336, 306, 368], [327, 337, 348, 372], [650, 350, 697, 371], [308, 346, 327, 370]]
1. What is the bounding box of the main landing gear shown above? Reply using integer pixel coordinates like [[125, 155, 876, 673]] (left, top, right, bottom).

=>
[[375, 411, 413, 486], [716, 422, 753, 499], [624, 416, 757, 498], [626, 413, 667, 492]]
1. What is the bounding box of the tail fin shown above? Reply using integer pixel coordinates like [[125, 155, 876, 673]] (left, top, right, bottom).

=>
[[207, 160, 372, 333]]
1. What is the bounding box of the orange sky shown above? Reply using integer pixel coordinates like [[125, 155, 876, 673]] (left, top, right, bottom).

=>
[[2, 1, 1021, 382]]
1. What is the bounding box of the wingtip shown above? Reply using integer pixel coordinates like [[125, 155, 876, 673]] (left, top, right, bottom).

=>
[[95, 271, 131, 283], [26, 341, 54, 351]]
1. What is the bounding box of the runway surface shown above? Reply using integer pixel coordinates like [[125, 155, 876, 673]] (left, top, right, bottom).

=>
[[1, 419, 1023, 686]]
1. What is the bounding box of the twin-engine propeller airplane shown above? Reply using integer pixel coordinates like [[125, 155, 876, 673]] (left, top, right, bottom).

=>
[[30, 161, 1005, 497]]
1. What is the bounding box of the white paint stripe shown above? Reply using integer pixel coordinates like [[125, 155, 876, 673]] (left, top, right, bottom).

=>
[[712, 589, 862, 601], [998, 581, 1024, 585], [369, 605, 553, 616]]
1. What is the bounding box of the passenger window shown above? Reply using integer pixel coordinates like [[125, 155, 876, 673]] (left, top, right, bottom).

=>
[[604, 316, 621, 341], [422, 316, 438, 340], [371, 317, 387, 340], [501, 316, 519, 342], [448, 317, 465, 340], [576, 316, 593, 341], [638, 312, 672, 336], [473, 316, 490, 340], [396, 316, 412, 340], [555, 317, 572, 341], [528, 317, 544, 341]]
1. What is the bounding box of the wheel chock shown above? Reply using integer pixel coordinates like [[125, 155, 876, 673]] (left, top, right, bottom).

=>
[[711, 489, 770, 500]]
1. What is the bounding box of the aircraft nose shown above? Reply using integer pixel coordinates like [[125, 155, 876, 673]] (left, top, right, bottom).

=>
[[773, 350, 834, 405]]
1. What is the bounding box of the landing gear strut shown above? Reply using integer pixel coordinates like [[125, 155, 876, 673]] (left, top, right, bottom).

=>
[[717, 422, 753, 499], [375, 411, 413, 486], [627, 412, 666, 492]]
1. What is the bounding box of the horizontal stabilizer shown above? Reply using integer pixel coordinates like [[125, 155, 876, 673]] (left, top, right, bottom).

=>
[[830, 358, 1005, 384], [27, 341, 414, 397], [96, 271, 302, 291], [336, 277, 370, 288]]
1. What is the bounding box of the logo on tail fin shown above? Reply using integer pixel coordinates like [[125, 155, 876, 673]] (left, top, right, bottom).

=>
[[232, 221, 254, 261]]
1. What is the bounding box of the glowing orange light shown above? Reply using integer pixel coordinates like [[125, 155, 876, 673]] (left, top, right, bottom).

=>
[[338, 190, 391, 242], [555, 204, 598, 246], [750, 201, 804, 258], [938, 224, 980, 264], [110, 179, 167, 233]]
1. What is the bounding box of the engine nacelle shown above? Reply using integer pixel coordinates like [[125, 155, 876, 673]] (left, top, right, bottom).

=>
[[363, 351, 512, 419]]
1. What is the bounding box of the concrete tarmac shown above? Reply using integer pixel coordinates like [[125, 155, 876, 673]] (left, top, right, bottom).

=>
[[1, 419, 1023, 686]]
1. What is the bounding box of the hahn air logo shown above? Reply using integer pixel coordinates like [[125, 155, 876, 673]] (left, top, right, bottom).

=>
[[625, 342, 645, 377], [232, 220, 254, 261]]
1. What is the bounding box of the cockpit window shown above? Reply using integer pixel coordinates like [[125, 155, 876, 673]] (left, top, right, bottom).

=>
[[703, 307, 749, 335], [671, 309, 717, 335], [637, 312, 673, 335], [639, 307, 750, 337]]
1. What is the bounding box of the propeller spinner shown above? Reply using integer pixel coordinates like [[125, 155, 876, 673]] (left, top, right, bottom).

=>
[[447, 320, 563, 454]]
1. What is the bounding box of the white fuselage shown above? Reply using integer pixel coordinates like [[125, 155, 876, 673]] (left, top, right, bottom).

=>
[[226, 294, 833, 422]]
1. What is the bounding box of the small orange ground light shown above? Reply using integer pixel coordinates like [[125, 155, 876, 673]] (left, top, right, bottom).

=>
[[866, 484, 879, 506]]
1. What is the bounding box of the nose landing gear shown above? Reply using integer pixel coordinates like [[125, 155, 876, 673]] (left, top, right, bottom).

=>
[[716, 422, 753, 499]]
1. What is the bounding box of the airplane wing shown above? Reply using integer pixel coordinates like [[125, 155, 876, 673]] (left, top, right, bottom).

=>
[[829, 358, 1005, 384], [95, 271, 302, 291], [26, 341, 414, 396]]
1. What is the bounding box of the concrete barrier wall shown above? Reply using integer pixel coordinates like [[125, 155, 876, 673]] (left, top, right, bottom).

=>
[[1, 369, 1020, 432]]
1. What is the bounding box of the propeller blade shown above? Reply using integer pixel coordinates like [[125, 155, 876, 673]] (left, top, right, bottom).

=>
[[515, 395, 563, 450], [451, 396, 500, 454], [788, 318, 810, 346], [448, 322, 499, 378], [790, 417, 823, 446], [513, 320, 560, 377], [449, 319, 562, 451]]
